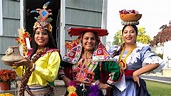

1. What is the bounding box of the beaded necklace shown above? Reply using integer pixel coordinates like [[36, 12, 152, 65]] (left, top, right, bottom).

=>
[[118, 44, 136, 70]]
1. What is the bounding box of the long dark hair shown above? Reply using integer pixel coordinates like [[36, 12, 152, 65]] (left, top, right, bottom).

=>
[[112, 25, 138, 57], [19, 29, 59, 96]]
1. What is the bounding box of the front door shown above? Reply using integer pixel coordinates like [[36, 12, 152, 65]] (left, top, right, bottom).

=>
[[25, 0, 60, 48]]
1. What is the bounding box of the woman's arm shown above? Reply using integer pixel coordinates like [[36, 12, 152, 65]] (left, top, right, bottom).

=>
[[61, 75, 71, 87], [133, 63, 159, 87], [58, 61, 73, 87], [133, 46, 162, 86], [134, 63, 159, 76]]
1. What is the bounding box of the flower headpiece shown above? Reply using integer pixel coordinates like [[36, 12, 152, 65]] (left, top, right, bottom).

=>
[[119, 9, 142, 25], [31, 1, 53, 32], [15, 28, 31, 56]]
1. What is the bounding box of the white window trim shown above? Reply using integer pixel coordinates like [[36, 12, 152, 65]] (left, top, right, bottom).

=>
[[0, 0, 3, 35], [60, 0, 65, 57], [101, 0, 108, 45], [20, 0, 24, 28]]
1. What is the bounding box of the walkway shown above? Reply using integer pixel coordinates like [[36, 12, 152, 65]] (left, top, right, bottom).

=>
[[141, 75, 171, 84]]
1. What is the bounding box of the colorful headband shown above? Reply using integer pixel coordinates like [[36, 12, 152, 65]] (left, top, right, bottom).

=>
[[31, 1, 53, 32], [119, 9, 142, 25], [67, 27, 109, 37]]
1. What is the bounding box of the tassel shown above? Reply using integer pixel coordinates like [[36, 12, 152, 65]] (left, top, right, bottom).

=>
[[88, 84, 101, 96], [67, 81, 77, 96]]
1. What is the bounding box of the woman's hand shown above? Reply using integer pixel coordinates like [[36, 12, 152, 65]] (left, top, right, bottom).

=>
[[62, 76, 71, 87], [132, 71, 140, 87], [132, 64, 159, 87], [13, 57, 33, 67], [98, 82, 111, 89]]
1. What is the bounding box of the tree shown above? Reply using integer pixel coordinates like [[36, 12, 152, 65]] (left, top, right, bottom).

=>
[[112, 30, 122, 45], [112, 26, 151, 45], [137, 27, 151, 44], [150, 24, 171, 47]]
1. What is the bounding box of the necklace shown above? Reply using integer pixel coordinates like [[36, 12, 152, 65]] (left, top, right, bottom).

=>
[[118, 44, 136, 70], [75, 51, 92, 82]]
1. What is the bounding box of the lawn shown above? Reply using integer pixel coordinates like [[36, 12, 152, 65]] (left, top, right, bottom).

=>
[[145, 80, 171, 96]]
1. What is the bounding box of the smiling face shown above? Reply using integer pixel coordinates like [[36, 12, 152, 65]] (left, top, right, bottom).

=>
[[82, 31, 97, 51], [34, 28, 49, 48], [122, 25, 137, 45]]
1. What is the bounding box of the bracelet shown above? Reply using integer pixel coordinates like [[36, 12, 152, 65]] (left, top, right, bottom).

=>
[[30, 63, 36, 71], [106, 83, 112, 88], [12, 66, 17, 69]]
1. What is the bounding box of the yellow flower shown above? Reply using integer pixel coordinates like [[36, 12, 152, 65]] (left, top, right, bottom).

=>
[[0, 93, 14, 96]]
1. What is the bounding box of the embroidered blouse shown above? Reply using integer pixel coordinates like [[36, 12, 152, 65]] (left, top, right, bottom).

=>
[[62, 43, 123, 86], [70, 58, 122, 85], [108, 45, 164, 71]]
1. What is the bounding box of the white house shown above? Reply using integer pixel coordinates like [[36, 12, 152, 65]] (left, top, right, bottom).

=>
[[0, 0, 108, 69]]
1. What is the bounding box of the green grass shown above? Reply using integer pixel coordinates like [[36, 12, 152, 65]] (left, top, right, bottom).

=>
[[145, 80, 171, 96]]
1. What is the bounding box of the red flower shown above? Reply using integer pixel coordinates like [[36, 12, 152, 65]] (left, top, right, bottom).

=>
[[23, 32, 30, 38], [0, 69, 16, 83]]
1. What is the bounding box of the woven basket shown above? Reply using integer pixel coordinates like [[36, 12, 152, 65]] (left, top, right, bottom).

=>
[[120, 14, 142, 22]]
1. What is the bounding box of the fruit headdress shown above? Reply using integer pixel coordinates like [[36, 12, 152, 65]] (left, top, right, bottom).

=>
[[119, 9, 142, 25]]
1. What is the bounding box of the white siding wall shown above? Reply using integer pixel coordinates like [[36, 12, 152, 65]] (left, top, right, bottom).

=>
[[60, 0, 103, 55], [163, 41, 171, 68], [0, 0, 20, 69]]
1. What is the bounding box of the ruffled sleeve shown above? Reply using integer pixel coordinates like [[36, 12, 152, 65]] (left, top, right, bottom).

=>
[[108, 45, 120, 62], [108, 45, 119, 56], [141, 46, 164, 71]]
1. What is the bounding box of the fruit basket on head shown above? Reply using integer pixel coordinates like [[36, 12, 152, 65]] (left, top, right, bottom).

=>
[[119, 9, 142, 25]]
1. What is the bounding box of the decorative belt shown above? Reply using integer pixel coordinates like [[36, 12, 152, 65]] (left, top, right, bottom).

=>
[[124, 70, 135, 77], [25, 85, 53, 96]]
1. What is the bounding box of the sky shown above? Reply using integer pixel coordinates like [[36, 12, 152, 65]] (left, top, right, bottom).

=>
[[106, 0, 171, 43]]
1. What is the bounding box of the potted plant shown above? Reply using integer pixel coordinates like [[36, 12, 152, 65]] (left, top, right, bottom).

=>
[[0, 69, 16, 90]]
